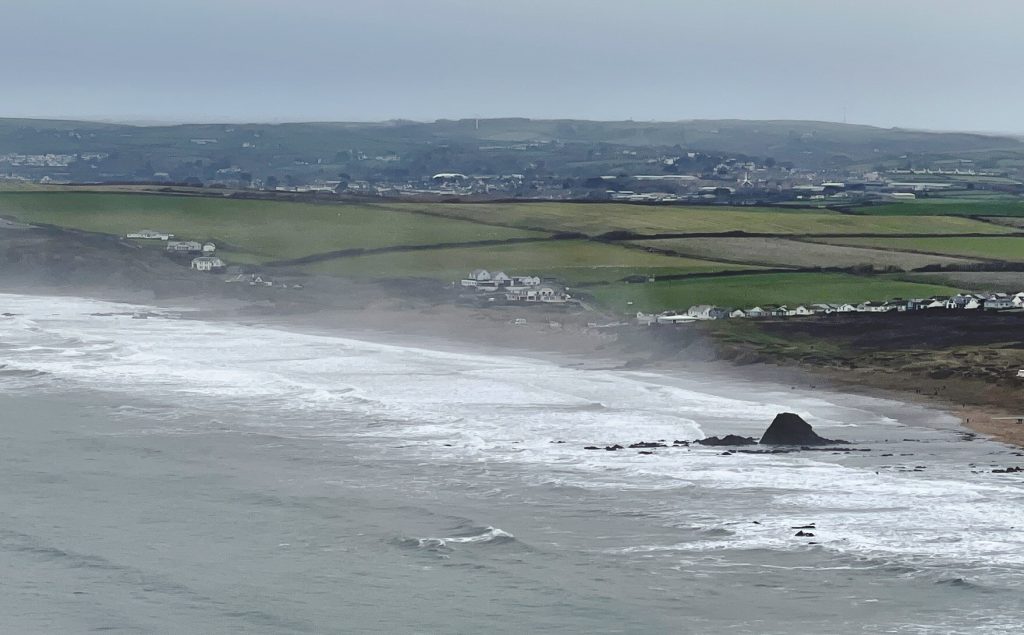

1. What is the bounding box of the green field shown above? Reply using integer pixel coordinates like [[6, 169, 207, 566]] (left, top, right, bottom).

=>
[[0, 192, 545, 261], [586, 273, 962, 313], [853, 199, 1024, 217], [303, 241, 753, 284], [392, 202, 1014, 236], [0, 190, 986, 313], [810, 236, 1024, 262], [627, 236, 977, 270]]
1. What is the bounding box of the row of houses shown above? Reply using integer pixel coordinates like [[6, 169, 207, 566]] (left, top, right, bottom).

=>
[[459, 269, 570, 304], [638, 292, 1024, 325], [166, 240, 217, 254], [460, 269, 542, 290], [126, 229, 174, 240]]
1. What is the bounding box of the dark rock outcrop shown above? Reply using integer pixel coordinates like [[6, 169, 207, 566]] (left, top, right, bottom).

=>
[[695, 434, 757, 447], [760, 413, 846, 446]]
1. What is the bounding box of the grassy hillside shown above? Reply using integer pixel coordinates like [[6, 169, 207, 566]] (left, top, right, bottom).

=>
[[399, 202, 1013, 236], [303, 241, 753, 284], [810, 236, 1024, 262], [854, 199, 1024, 217], [0, 192, 544, 261], [1, 189, 983, 312], [628, 236, 979, 270]]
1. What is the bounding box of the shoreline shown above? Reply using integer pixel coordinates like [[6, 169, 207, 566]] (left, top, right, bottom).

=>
[[1, 223, 1019, 448], [0, 282, 982, 445]]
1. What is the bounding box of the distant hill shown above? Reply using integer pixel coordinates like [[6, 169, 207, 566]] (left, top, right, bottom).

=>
[[1, 117, 1022, 182]]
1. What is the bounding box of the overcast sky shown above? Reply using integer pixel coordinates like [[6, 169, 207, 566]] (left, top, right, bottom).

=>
[[1, 0, 1021, 132]]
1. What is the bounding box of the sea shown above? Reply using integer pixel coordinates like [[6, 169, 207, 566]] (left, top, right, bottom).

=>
[[0, 292, 1022, 634]]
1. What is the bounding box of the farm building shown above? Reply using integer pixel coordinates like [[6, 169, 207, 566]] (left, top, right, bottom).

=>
[[985, 298, 1014, 311], [505, 286, 569, 304], [685, 305, 729, 320], [167, 240, 203, 253], [190, 256, 226, 272]]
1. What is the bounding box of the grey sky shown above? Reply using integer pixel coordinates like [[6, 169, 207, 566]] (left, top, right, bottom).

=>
[[2, 0, 1022, 131]]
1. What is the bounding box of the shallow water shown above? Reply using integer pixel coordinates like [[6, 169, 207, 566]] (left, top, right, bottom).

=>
[[1, 293, 1022, 633]]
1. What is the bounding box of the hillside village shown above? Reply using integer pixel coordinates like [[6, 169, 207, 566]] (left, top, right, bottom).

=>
[[124, 228, 299, 289], [639, 291, 1024, 325], [458, 269, 572, 305], [4, 119, 1023, 206], [126, 229, 226, 271]]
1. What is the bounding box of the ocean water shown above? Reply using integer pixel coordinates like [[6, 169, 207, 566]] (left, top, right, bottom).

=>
[[0, 292, 1022, 633]]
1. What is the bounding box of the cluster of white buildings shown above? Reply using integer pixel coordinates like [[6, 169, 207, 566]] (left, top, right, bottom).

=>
[[0, 153, 79, 167], [126, 230, 224, 272], [459, 269, 570, 304], [126, 229, 173, 240], [638, 292, 1024, 325]]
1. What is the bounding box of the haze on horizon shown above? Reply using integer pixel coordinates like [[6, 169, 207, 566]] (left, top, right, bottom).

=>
[[2, 0, 1022, 133]]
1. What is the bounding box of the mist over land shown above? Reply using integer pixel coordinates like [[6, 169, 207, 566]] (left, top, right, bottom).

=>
[[3, 2, 1024, 633]]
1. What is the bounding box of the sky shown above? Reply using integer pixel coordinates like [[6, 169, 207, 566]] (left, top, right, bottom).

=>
[[1, 0, 1022, 132]]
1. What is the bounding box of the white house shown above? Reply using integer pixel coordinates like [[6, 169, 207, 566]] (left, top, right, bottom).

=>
[[836, 303, 857, 313], [791, 305, 815, 316], [945, 294, 974, 309], [511, 275, 541, 287], [1012, 292, 1024, 308], [505, 286, 568, 303], [126, 229, 173, 240], [985, 297, 1014, 311], [730, 309, 748, 319], [167, 240, 203, 252], [856, 301, 885, 313], [202, 242, 216, 253], [461, 269, 492, 287], [190, 256, 225, 272], [491, 271, 512, 285], [686, 305, 715, 319]]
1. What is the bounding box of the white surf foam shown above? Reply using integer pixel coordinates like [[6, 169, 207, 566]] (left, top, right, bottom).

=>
[[2, 292, 1023, 573]]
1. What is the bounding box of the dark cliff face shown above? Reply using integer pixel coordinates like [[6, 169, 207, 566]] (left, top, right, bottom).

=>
[[760, 412, 844, 446]]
